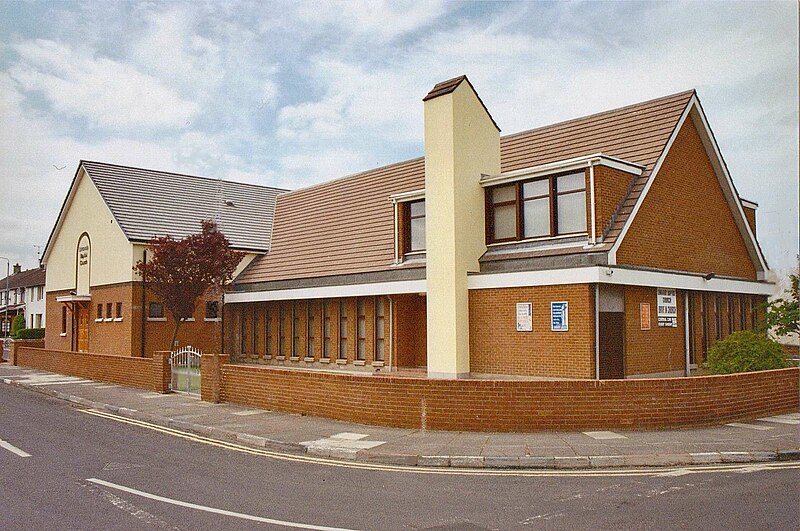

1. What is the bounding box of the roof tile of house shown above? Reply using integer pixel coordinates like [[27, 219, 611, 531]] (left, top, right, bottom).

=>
[[236, 89, 695, 285], [81, 161, 286, 252]]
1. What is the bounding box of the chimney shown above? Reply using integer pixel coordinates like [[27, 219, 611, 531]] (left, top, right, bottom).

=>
[[422, 75, 500, 378], [12, 263, 21, 275]]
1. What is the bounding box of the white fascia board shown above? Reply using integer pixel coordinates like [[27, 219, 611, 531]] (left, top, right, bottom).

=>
[[480, 153, 644, 188], [389, 189, 425, 203], [740, 198, 758, 210], [225, 279, 427, 304], [608, 100, 693, 266], [467, 266, 775, 295], [687, 100, 768, 274], [608, 96, 768, 276]]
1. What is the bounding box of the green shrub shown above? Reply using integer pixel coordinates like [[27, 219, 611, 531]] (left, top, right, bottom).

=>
[[708, 331, 789, 374], [10, 315, 25, 337], [15, 328, 45, 340]]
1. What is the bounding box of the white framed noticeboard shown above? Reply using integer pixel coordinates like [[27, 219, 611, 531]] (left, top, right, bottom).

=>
[[657, 288, 678, 327], [551, 301, 568, 332], [516, 302, 532, 332]]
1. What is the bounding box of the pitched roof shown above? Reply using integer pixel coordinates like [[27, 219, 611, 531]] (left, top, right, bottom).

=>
[[237, 90, 695, 285], [0, 267, 46, 290], [44, 162, 286, 258]]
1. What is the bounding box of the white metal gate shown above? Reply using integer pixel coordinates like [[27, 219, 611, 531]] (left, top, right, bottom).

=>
[[170, 346, 202, 396]]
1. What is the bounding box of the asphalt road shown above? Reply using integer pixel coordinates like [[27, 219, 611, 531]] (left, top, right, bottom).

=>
[[1, 384, 798, 531]]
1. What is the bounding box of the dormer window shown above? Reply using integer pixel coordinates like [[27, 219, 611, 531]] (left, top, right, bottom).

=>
[[406, 200, 426, 253], [391, 190, 426, 262], [486, 171, 587, 243]]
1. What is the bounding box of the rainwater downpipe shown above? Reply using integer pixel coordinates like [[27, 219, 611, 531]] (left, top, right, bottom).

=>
[[387, 295, 394, 371], [589, 162, 597, 246], [684, 290, 690, 377], [594, 283, 600, 380]]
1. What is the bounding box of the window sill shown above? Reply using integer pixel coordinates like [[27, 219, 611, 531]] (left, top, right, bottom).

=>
[[276, 355, 286, 361], [289, 356, 300, 362], [336, 358, 348, 365], [147, 317, 167, 322], [319, 358, 331, 364], [263, 355, 272, 360], [181, 318, 195, 322], [94, 318, 103, 323], [113, 318, 123, 322], [59, 332, 67, 337], [204, 318, 221, 322], [303, 357, 315, 363], [103, 318, 113, 322], [353, 360, 366, 366], [371, 361, 385, 367]]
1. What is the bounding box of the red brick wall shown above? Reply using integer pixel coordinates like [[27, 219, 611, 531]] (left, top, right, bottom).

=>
[[742, 205, 756, 237], [469, 285, 595, 378], [624, 286, 686, 375], [13, 345, 170, 392], [617, 116, 758, 279], [594, 165, 634, 239], [45, 283, 223, 358], [393, 293, 427, 368], [218, 364, 799, 431]]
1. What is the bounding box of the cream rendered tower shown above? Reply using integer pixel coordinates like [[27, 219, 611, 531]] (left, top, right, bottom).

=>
[[423, 76, 500, 378]]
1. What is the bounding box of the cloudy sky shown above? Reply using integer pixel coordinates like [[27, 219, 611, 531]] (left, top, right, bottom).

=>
[[1, 0, 797, 278]]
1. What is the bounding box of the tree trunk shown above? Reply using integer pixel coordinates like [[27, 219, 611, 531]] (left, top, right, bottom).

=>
[[169, 318, 184, 351]]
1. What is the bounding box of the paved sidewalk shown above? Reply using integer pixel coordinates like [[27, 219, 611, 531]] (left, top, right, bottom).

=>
[[2, 364, 798, 469]]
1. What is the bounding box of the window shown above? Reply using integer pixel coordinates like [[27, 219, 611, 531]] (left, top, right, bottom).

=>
[[106, 302, 113, 321], [115, 302, 123, 320], [338, 299, 348, 359], [253, 307, 260, 355], [714, 296, 722, 340], [29, 315, 34, 328], [292, 302, 300, 358], [36, 314, 42, 328], [97, 303, 103, 320], [265, 304, 273, 356], [148, 302, 164, 319], [205, 301, 219, 320], [61, 307, 67, 334], [727, 297, 734, 334], [374, 296, 385, 362], [739, 297, 746, 331], [356, 298, 366, 361], [240, 311, 247, 355], [405, 200, 426, 253], [486, 171, 587, 243], [307, 301, 315, 358], [749, 297, 756, 330], [278, 303, 286, 357], [322, 300, 331, 359]]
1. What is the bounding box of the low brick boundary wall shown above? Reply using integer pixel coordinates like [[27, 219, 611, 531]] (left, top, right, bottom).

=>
[[218, 365, 800, 432], [13, 346, 171, 393]]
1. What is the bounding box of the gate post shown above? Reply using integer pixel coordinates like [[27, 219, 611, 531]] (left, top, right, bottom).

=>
[[201, 353, 229, 403], [152, 351, 172, 393]]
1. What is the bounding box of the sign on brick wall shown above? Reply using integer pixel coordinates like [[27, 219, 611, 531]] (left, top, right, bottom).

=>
[[516, 302, 532, 332], [657, 288, 678, 327], [640, 302, 651, 330], [551, 301, 568, 332]]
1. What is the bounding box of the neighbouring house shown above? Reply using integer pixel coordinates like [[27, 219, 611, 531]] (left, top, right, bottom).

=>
[[41, 161, 285, 356], [0, 264, 46, 336], [224, 75, 772, 380]]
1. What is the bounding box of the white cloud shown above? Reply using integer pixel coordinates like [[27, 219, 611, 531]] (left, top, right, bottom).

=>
[[280, 148, 368, 185], [8, 39, 198, 130]]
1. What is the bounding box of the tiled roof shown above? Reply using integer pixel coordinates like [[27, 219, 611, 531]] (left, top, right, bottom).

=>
[[236, 90, 695, 285], [0, 267, 46, 289], [82, 161, 285, 252]]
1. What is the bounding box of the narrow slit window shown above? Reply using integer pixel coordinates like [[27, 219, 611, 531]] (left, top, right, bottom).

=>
[[278, 303, 286, 356], [374, 296, 385, 362], [265, 303, 272, 356], [356, 298, 366, 361], [322, 300, 331, 359], [307, 301, 316, 358], [292, 301, 300, 358], [339, 299, 348, 359]]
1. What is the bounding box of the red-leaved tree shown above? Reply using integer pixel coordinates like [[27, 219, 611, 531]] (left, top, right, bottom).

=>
[[134, 220, 244, 350]]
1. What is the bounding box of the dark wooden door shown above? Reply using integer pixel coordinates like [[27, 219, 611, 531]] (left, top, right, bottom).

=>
[[77, 307, 89, 352], [599, 312, 625, 379]]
